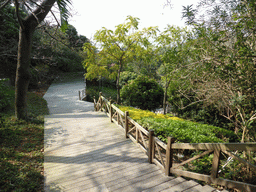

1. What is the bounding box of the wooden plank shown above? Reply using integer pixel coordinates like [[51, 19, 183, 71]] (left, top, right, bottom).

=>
[[153, 158, 165, 172], [161, 180, 199, 192], [170, 169, 256, 192], [222, 150, 256, 172], [148, 130, 154, 164], [211, 150, 221, 179], [139, 129, 147, 149], [155, 142, 165, 168], [183, 181, 204, 192], [127, 125, 136, 134], [112, 118, 125, 130], [127, 116, 149, 136], [154, 137, 167, 150], [165, 137, 175, 176], [111, 104, 125, 116], [118, 113, 124, 128], [172, 142, 256, 151], [172, 150, 213, 169], [125, 111, 129, 138], [201, 185, 217, 192], [127, 133, 147, 153], [141, 177, 183, 192]]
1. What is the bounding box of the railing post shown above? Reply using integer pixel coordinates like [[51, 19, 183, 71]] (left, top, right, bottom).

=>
[[109, 99, 113, 122], [117, 111, 120, 125], [166, 137, 175, 176], [79, 91, 81, 100], [99, 92, 102, 111], [136, 127, 139, 143], [211, 149, 221, 179], [148, 130, 154, 164], [125, 111, 129, 138], [93, 96, 96, 110]]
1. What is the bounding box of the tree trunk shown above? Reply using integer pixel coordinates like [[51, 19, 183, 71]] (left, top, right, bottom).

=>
[[14, 0, 56, 120], [163, 86, 168, 115], [15, 26, 33, 119], [116, 61, 123, 104], [116, 74, 121, 104]]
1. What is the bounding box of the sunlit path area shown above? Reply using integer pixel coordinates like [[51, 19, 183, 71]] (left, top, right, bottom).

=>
[[44, 75, 218, 192]]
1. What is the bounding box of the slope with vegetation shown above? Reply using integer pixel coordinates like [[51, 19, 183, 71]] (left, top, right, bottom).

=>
[[0, 79, 48, 191]]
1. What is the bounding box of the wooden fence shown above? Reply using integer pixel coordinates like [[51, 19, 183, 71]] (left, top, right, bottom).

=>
[[78, 89, 86, 101], [93, 93, 256, 192]]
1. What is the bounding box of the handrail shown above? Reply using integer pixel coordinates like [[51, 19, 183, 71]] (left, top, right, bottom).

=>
[[93, 92, 256, 192], [172, 142, 256, 151]]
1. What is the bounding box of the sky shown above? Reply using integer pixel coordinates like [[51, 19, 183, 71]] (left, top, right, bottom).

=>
[[68, 0, 200, 40]]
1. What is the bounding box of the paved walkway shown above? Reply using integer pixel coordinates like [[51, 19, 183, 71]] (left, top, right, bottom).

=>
[[44, 74, 217, 192]]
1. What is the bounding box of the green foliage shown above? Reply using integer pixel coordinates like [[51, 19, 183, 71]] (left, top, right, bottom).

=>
[[118, 105, 183, 121], [0, 84, 47, 191], [117, 104, 237, 143], [119, 71, 138, 87], [83, 16, 158, 103], [138, 117, 237, 143], [185, 152, 214, 175], [86, 85, 117, 103], [120, 76, 164, 111], [0, 79, 14, 112], [179, 0, 256, 142], [0, 4, 20, 84]]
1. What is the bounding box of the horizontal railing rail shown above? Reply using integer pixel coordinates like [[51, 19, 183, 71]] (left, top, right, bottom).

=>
[[93, 92, 256, 192]]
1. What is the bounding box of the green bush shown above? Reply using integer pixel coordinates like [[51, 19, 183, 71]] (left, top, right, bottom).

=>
[[120, 76, 164, 111], [119, 71, 138, 87], [137, 117, 238, 143]]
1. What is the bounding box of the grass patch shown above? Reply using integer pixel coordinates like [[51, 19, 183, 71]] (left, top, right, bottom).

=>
[[0, 84, 48, 191]]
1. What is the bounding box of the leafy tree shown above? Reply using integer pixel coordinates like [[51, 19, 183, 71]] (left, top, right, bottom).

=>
[[120, 76, 164, 111], [156, 25, 192, 114], [83, 16, 158, 103], [181, 0, 256, 142], [0, 0, 71, 120], [0, 4, 20, 85], [31, 24, 87, 75]]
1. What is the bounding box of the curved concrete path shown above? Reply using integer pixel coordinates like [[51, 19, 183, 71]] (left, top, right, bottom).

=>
[[43, 74, 216, 192]]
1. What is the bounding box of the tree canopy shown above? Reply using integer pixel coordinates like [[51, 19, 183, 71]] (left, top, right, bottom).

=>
[[83, 16, 158, 103], [0, 0, 72, 119]]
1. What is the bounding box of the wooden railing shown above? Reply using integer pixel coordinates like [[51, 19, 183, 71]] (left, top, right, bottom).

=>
[[78, 89, 86, 101], [93, 93, 256, 192]]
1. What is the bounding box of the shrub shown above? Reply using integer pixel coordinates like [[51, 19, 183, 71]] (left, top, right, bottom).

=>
[[118, 105, 183, 121], [119, 71, 138, 87], [138, 117, 238, 143], [120, 76, 164, 111], [117, 105, 238, 144]]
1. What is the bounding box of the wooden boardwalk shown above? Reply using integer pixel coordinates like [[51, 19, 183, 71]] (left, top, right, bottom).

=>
[[44, 76, 220, 192]]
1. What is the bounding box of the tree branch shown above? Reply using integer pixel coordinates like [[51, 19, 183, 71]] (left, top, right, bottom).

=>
[[14, 0, 25, 30], [0, 0, 11, 10], [26, 0, 56, 29], [24, 2, 40, 25]]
